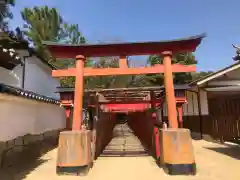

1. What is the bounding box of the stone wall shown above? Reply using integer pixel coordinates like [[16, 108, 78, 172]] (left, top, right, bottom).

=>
[[0, 92, 66, 169], [0, 93, 65, 141], [0, 129, 61, 169]]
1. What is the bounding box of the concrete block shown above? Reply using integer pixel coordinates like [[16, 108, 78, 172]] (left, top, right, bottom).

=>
[[3, 150, 15, 168], [0, 154, 3, 167], [0, 142, 7, 153], [14, 137, 24, 146], [57, 130, 92, 176], [43, 130, 58, 138], [23, 134, 43, 144], [160, 128, 196, 175], [6, 140, 14, 149], [12, 146, 23, 153], [191, 132, 202, 140]]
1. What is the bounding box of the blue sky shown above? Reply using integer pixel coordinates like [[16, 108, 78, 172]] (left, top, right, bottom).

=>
[[9, 0, 240, 71]]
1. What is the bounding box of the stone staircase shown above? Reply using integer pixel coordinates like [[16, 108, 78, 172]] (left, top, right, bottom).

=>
[[101, 123, 148, 157]]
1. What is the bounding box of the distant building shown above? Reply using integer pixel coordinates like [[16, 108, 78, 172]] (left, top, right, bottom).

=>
[[0, 31, 60, 99]]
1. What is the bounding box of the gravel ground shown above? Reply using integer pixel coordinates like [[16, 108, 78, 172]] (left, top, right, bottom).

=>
[[1, 126, 239, 180]]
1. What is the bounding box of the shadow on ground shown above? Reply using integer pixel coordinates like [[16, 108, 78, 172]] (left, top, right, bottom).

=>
[[191, 133, 202, 141], [0, 139, 57, 180], [205, 144, 240, 160]]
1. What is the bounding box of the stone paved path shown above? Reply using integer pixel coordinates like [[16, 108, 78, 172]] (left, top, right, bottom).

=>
[[101, 123, 148, 157], [1, 124, 240, 180]]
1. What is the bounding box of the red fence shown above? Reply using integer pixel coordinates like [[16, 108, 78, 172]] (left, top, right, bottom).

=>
[[95, 112, 117, 158], [127, 112, 157, 157]]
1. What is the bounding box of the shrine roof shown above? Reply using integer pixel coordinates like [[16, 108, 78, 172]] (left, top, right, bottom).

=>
[[56, 84, 190, 93], [43, 33, 206, 58]]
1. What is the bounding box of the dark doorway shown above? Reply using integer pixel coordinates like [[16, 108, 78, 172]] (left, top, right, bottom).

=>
[[116, 113, 128, 124]]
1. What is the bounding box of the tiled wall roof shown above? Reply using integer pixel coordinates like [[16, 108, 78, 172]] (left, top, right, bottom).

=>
[[0, 83, 60, 104]]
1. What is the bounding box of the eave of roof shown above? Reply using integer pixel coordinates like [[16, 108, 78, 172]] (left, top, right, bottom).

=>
[[0, 83, 60, 104], [189, 62, 240, 86], [0, 46, 23, 70], [0, 30, 57, 70], [43, 33, 206, 58]]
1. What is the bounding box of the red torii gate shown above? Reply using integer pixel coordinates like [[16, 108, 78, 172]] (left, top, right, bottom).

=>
[[43, 33, 205, 176]]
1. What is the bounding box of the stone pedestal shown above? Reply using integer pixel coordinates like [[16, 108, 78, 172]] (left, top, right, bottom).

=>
[[160, 128, 196, 175], [56, 130, 92, 176]]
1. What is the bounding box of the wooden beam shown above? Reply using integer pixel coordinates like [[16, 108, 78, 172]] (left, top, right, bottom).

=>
[[54, 68, 76, 77], [105, 97, 148, 100], [61, 100, 73, 105], [52, 64, 196, 77], [97, 97, 186, 104], [207, 80, 240, 86], [99, 100, 160, 104]]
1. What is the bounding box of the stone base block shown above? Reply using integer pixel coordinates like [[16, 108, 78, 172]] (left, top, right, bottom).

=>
[[56, 165, 91, 176], [160, 128, 196, 175], [164, 163, 196, 175], [56, 130, 92, 176]]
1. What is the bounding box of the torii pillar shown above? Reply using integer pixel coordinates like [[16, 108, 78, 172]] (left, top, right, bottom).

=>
[[56, 55, 92, 176], [72, 55, 85, 130], [162, 51, 178, 128], [160, 51, 196, 175]]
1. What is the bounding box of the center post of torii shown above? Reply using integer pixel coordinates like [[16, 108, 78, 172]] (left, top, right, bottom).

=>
[[43, 33, 205, 176]]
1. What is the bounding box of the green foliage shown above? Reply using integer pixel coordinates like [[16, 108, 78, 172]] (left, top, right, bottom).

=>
[[54, 23, 89, 87], [58, 23, 86, 44], [87, 57, 119, 89], [191, 71, 213, 81], [52, 23, 87, 70], [147, 53, 197, 65], [85, 57, 134, 89], [146, 52, 199, 85], [0, 0, 15, 31], [21, 6, 63, 61], [20, 6, 89, 87], [84, 57, 150, 89]]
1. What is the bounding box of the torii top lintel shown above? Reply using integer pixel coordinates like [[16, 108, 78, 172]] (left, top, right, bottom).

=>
[[43, 33, 206, 58]]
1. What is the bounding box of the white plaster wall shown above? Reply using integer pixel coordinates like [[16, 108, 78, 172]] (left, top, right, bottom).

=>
[[162, 89, 209, 116], [0, 55, 60, 99], [199, 89, 209, 115], [0, 65, 23, 88], [0, 93, 66, 142], [24, 56, 60, 99], [183, 91, 196, 116], [183, 90, 209, 116]]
